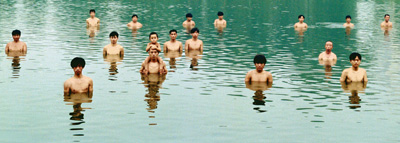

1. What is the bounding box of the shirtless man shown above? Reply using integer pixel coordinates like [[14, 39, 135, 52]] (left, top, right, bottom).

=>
[[103, 31, 124, 56], [185, 28, 203, 52], [182, 13, 195, 29], [294, 15, 308, 29], [127, 14, 143, 29], [64, 57, 93, 95], [318, 41, 337, 61], [163, 29, 183, 52], [340, 52, 368, 83], [245, 54, 273, 83], [343, 15, 354, 28], [380, 14, 392, 28], [86, 9, 100, 28], [214, 11, 227, 27], [5, 30, 27, 54], [140, 47, 168, 75]]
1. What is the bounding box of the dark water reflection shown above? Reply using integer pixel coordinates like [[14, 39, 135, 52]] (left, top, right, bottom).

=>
[[64, 92, 93, 138], [103, 54, 124, 80], [141, 74, 166, 126], [246, 82, 272, 113], [341, 82, 366, 109], [6, 51, 26, 78]]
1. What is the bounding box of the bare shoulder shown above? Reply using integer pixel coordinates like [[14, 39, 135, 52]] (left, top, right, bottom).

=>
[[359, 68, 367, 72], [246, 70, 255, 75], [118, 44, 123, 48], [83, 75, 93, 82], [96, 18, 100, 21], [164, 41, 170, 45], [64, 78, 73, 85]]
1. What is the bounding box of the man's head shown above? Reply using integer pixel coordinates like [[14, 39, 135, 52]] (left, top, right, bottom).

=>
[[71, 57, 86, 76], [89, 9, 95, 17], [298, 15, 305, 23], [148, 46, 160, 59], [132, 14, 138, 22], [186, 13, 193, 21], [346, 15, 351, 23], [169, 29, 177, 40], [218, 11, 224, 20], [253, 54, 267, 72], [149, 32, 158, 43], [109, 31, 119, 44], [384, 14, 390, 22], [325, 41, 333, 53], [190, 28, 199, 38], [349, 52, 362, 68], [12, 30, 21, 42]]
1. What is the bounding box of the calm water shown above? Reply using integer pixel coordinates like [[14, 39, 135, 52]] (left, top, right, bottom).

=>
[[1, 0, 400, 142]]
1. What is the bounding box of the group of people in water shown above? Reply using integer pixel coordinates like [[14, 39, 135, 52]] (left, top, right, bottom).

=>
[[5, 10, 393, 99]]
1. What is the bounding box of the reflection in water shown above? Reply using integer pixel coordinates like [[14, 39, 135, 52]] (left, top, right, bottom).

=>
[[215, 25, 225, 33], [130, 28, 138, 37], [382, 27, 391, 40], [141, 74, 166, 126], [341, 82, 367, 109], [319, 59, 336, 79], [345, 27, 352, 36], [86, 27, 99, 42], [295, 27, 306, 43], [6, 51, 26, 78], [186, 50, 202, 71], [246, 82, 272, 113], [164, 50, 182, 70], [64, 92, 93, 137], [103, 54, 124, 81]]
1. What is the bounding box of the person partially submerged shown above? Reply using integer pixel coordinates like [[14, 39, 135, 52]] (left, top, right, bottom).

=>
[[245, 54, 273, 83], [140, 46, 168, 75], [64, 57, 93, 95], [5, 30, 27, 54], [340, 52, 368, 83]]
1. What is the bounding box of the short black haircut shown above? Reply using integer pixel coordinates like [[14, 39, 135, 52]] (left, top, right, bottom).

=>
[[384, 14, 390, 17], [132, 14, 138, 18], [169, 29, 177, 34], [298, 15, 305, 19], [149, 32, 158, 38], [109, 31, 119, 38], [12, 30, 21, 36], [218, 11, 224, 16], [71, 57, 86, 68], [190, 28, 199, 33], [186, 13, 193, 18], [253, 54, 266, 64], [349, 52, 362, 61], [89, 9, 95, 13], [346, 15, 351, 19]]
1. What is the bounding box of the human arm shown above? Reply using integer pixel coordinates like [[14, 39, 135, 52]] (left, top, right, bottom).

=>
[[103, 46, 107, 55], [184, 40, 189, 52], [339, 69, 347, 82], [5, 43, 9, 54], [267, 72, 273, 84], [64, 80, 71, 96], [200, 41, 203, 52], [163, 42, 168, 52], [88, 78, 93, 93], [363, 69, 368, 82], [179, 42, 183, 53], [120, 47, 124, 57], [23, 43, 27, 53], [245, 71, 252, 82]]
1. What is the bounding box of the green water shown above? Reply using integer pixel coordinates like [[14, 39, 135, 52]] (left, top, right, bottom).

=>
[[1, 0, 400, 142]]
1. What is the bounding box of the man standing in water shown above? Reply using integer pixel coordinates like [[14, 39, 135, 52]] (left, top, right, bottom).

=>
[[245, 54, 273, 83], [380, 14, 392, 28], [64, 57, 93, 95], [163, 29, 183, 52], [140, 46, 168, 74], [185, 28, 203, 52], [5, 30, 27, 53], [127, 14, 143, 29], [294, 15, 308, 29], [340, 53, 368, 83], [318, 41, 337, 61], [86, 9, 100, 28], [182, 13, 195, 29], [343, 15, 354, 28]]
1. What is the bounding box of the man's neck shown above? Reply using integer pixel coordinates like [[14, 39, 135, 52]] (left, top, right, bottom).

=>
[[325, 50, 331, 54], [132, 21, 137, 23], [385, 21, 389, 23], [74, 74, 83, 78], [150, 57, 158, 62], [352, 66, 359, 71], [13, 40, 19, 43], [192, 37, 197, 41], [346, 22, 351, 24], [111, 43, 117, 46], [170, 39, 176, 42], [91, 16, 95, 19]]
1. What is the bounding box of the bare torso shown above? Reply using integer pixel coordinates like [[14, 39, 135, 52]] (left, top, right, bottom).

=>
[[86, 17, 100, 27], [64, 76, 93, 93], [164, 41, 182, 51], [103, 44, 124, 55], [186, 39, 203, 51], [6, 41, 27, 52], [246, 70, 272, 82]]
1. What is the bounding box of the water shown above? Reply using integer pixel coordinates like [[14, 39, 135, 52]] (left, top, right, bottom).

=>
[[1, 0, 400, 142]]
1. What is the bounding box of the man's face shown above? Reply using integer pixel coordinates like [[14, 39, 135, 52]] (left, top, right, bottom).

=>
[[90, 12, 95, 17], [170, 32, 177, 40], [110, 36, 118, 44], [385, 16, 390, 22], [150, 34, 158, 43], [187, 17, 192, 21], [132, 16, 138, 22], [191, 31, 199, 38], [218, 15, 223, 20], [325, 41, 333, 52], [350, 56, 361, 68], [73, 66, 83, 76], [299, 16, 304, 23], [12, 35, 20, 41], [149, 49, 159, 59], [346, 18, 351, 23], [255, 63, 265, 72]]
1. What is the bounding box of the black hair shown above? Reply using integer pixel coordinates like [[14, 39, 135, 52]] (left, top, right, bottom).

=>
[[89, 9, 95, 13], [349, 52, 362, 61], [190, 28, 199, 33], [169, 29, 177, 34], [186, 13, 193, 18], [71, 57, 86, 68], [253, 54, 266, 64], [346, 15, 351, 19], [218, 11, 224, 16], [149, 32, 158, 38], [12, 30, 21, 36], [298, 15, 305, 19], [109, 31, 119, 38], [384, 14, 390, 17], [132, 14, 138, 18]]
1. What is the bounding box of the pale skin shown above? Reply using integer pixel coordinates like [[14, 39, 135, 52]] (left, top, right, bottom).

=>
[[380, 15, 393, 28], [64, 66, 93, 95], [343, 18, 354, 28], [127, 16, 143, 29], [214, 16, 227, 27], [5, 34, 27, 54], [182, 17, 195, 28], [340, 56, 368, 83], [245, 63, 273, 83], [146, 34, 161, 52], [86, 12, 100, 28], [140, 48, 168, 74], [185, 31, 203, 52], [318, 41, 337, 61], [103, 36, 124, 56], [163, 32, 183, 52], [294, 16, 308, 28]]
